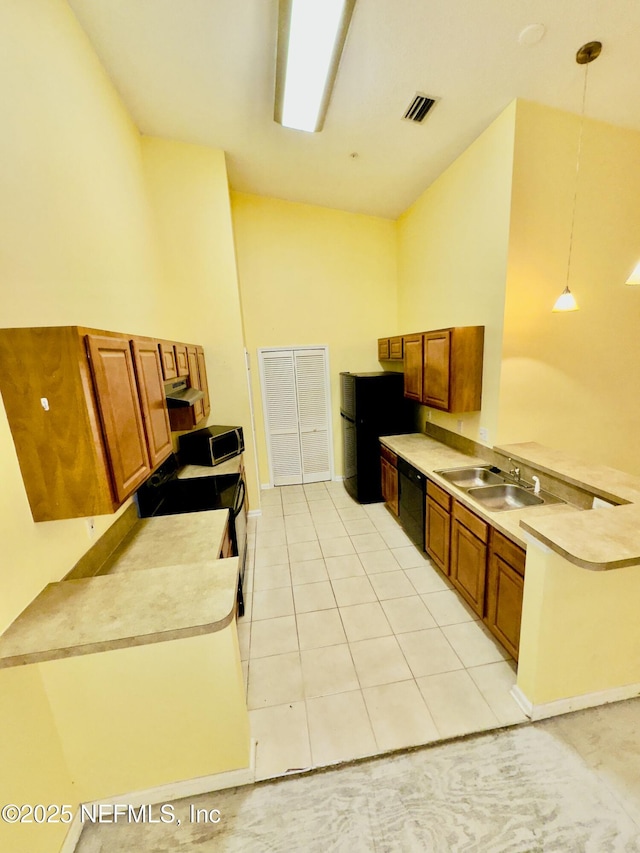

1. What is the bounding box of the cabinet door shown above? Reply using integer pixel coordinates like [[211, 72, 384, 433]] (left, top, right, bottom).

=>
[[158, 342, 178, 380], [187, 345, 205, 424], [389, 336, 404, 359], [378, 338, 390, 360], [387, 464, 398, 515], [131, 340, 173, 469], [86, 335, 151, 502], [425, 497, 450, 575], [175, 345, 189, 377], [485, 552, 524, 659], [423, 330, 451, 409], [450, 518, 487, 616], [403, 334, 423, 401], [485, 531, 526, 659], [380, 457, 399, 516], [196, 346, 210, 420]]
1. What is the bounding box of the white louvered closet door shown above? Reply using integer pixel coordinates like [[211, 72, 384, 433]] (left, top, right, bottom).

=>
[[259, 347, 332, 486]]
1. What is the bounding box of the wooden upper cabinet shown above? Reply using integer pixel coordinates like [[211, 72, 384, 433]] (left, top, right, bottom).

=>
[[86, 335, 151, 504], [159, 342, 178, 380], [167, 344, 211, 432], [0, 327, 117, 521], [196, 346, 210, 420], [423, 326, 484, 413], [0, 325, 193, 522], [175, 344, 189, 377], [389, 336, 404, 359], [378, 338, 390, 360], [423, 330, 450, 409], [403, 334, 423, 401], [378, 336, 403, 361], [131, 340, 173, 469]]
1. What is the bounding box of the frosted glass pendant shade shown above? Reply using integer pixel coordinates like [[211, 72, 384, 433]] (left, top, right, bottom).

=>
[[552, 286, 579, 312], [625, 261, 640, 285]]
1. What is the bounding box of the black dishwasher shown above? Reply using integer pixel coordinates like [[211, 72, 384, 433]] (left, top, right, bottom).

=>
[[398, 457, 426, 551]]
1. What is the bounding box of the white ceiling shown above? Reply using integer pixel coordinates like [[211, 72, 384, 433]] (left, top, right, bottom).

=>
[[68, 0, 640, 219]]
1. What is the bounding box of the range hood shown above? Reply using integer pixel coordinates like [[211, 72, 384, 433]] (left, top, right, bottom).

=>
[[164, 378, 204, 409]]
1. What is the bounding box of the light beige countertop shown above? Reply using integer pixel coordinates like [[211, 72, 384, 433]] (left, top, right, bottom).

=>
[[0, 558, 239, 669], [99, 509, 230, 574], [178, 455, 243, 479], [381, 434, 640, 570], [0, 509, 238, 669]]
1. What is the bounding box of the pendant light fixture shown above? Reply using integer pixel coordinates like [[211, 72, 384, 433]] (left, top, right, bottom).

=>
[[552, 40, 602, 312], [625, 261, 640, 285], [274, 0, 356, 133]]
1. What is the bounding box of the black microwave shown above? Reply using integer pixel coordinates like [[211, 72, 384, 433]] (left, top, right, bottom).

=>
[[178, 425, 244, 467]]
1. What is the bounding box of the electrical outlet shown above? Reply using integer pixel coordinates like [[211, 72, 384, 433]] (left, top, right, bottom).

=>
[[457, 419, 464, 433], [86, 518, 95, 537], [479, 427, 489, 442], [426, 410, 431, 421]]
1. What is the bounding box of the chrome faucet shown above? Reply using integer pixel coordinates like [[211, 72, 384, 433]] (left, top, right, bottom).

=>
[[508, 459, 521, 483]]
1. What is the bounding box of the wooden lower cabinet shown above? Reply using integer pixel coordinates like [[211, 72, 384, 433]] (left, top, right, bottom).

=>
[[380, 445, 399, 516], [450, 500, 488, 617], [425, 479, 451, 575], [485, 529, 526, 660], [423, 481, 527, 658]]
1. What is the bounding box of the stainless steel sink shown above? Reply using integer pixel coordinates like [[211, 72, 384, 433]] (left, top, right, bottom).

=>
[[466, 483, 544, 511], [435, 466, 505, 489]]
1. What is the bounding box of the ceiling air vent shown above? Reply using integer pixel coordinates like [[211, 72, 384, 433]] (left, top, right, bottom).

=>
[[403, 93, 439, 124]]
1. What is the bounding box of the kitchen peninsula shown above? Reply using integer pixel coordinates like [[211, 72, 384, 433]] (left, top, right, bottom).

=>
[[0, 509, 251, 853], [380, 432, 640, 719]]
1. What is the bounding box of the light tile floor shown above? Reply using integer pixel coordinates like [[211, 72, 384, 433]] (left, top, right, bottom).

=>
[[241, 480, 528, 781]]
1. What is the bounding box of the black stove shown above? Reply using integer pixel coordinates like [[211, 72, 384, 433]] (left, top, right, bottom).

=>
[[135, 454, 247, 616]]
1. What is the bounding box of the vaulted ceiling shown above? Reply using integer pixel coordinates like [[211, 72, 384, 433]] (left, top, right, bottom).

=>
[[68, 0, 640, 218]]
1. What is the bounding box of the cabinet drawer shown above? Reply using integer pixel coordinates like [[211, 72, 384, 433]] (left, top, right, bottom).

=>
[[490, 529, 526, 577], [427, 479, 451, 511], [389, 336, 404, 359], [453, 500, 488, 543], [380, 444, 397, 466]]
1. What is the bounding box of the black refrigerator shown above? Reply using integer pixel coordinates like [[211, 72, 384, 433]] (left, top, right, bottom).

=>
[[340, 372, 412, 503]]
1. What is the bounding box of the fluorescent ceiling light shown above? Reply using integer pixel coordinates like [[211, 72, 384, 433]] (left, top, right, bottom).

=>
[[275, 0, 356, 133]]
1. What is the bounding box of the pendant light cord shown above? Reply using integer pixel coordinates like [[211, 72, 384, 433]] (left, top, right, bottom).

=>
[[565, 62, 590, 290]]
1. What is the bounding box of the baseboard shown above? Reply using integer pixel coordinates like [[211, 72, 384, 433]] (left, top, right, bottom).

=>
[[260, 483, 273, 490], [63, 740, 257, 851], [248, 509, 262, 518], [511, 682, 640, 722]]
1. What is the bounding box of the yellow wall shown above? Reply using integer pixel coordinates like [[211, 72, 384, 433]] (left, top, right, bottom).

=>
[[0, 627, 250, 853], [141, 139, 258, 504], [0, 3, 254, 633], [518, 543, 640, 705], [0, 0, 164, 632], [230, 192, 398, 484], [499, 100, 640, 475], [40, 629, 250, 801], [396, 102, 516, 445], [0, 666, 75, 853]]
